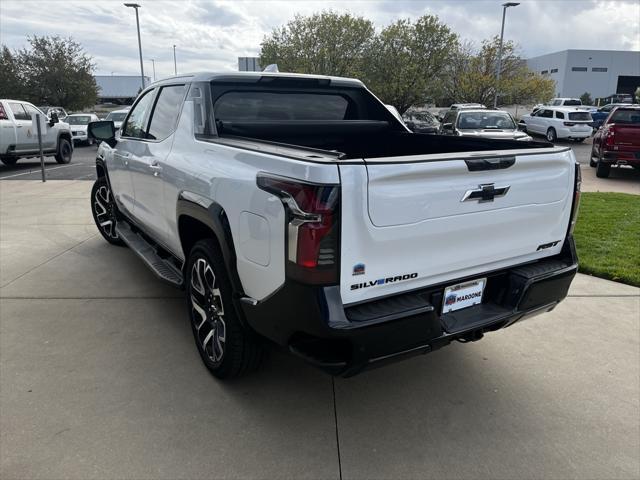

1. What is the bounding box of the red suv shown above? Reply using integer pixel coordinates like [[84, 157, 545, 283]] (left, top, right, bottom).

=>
[[591, 106, 640, 178]]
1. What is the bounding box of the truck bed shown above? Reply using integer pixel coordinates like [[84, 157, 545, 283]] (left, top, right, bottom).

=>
[[215, 119, 553, 160]]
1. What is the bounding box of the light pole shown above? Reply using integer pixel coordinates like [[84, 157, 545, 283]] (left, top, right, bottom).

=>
[[124, 3, 145, 90], [149, 58, 156, 81], [494, 2, 519, 109], [173, 45, 177, 75]]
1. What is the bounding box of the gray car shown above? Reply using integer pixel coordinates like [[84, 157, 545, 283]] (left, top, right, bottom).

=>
[[439, 109, 532, 141]]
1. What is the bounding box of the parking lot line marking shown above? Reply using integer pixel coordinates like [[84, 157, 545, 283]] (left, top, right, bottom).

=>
[[0, 164, 79, 179]]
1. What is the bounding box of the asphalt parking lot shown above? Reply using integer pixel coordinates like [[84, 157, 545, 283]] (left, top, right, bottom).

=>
[[1, 178, 639, 479], [0, 143, 98, 181]]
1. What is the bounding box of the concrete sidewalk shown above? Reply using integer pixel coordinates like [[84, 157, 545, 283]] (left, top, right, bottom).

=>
[[1, 180, 639, 479]]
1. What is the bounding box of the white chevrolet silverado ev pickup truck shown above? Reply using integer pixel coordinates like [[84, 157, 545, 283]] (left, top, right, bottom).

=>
[[88, 72, 580, 379], [0, 99, 73, 166]]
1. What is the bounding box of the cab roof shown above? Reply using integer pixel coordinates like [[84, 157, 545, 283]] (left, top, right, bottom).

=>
[[147, 71, 364, 89]]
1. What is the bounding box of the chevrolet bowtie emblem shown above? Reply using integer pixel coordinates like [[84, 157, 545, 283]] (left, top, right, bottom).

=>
[[461, 183, 510, 203]]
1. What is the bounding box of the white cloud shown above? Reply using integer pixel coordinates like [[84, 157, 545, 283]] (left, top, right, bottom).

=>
[[1, 0, 638, 80]]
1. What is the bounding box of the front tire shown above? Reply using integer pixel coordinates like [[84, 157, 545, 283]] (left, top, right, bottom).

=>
[[90, 177, 124, 245], [186, 239, 263, 379], [55, 137, 72, 164], [546, 128, 557, 143], [1, 157, 18, 166], [590, 148, 598, 167]]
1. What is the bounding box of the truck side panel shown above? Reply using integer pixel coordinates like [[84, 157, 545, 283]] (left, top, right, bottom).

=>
[[163, 99, 341, 301]]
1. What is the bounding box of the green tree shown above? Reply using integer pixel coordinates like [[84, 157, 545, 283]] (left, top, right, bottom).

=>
[[0, 46, 25, 99], [260, 12, 375, 78], [441, 37, 554, 106], [363, 15, 459, 114], [1, 36, 98, 109], [580, 92, 593, 105]]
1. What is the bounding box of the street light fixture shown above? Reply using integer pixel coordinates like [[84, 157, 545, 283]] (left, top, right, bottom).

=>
[[494, 2, 520, 109], [124, 3, 146, 90], [173, 45, 177, 75]]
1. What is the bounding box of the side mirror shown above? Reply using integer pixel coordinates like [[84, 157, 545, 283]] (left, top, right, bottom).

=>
[[88, 121, 116, 147], [49, 111, 59, 126]]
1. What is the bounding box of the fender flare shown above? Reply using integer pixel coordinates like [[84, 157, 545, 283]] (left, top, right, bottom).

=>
[[176, 195, 244, 297], [56, 130, 73, 151]]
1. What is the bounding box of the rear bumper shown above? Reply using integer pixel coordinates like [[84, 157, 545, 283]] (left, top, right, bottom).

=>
[[600, 149, 640, 166], [241, 239, 578, 376], [558, 128, 592, 139]]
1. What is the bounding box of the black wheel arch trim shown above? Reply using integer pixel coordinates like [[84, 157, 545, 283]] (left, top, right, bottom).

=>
[[176, 194, 245, 298]]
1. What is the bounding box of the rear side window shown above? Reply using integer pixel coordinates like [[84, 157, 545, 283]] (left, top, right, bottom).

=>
[[8, 102, 29, 121], [147, 85, 187, 140], [563, 100, 581, 106], [568, 112, 592, 121], [609, 109, 640, 124], [214, 92, 349, 121], [555, 111, 565, 119], [122, 89, 155, 138]]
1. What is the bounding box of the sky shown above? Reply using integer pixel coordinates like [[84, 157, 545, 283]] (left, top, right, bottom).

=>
[[1, 0, 638, 80]]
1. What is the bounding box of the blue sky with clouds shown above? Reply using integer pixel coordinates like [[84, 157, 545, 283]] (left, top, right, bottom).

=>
[[1, 0, 638, 80]]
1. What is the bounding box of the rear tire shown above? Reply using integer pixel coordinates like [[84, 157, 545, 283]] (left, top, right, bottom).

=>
[[1, 157, 18, 166], [55, 138, 72, 164], [90, 177, 125, 246], [186, 239, 264, 379], [596, 160, 611, 178], [574, 138, 585, 143], [546, 128, 557, 143]]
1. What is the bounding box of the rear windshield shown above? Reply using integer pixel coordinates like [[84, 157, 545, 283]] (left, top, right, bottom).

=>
[[610, 109, 640, 124], [568, 112, 592, 121], [106, 112, 127, 122], [214, 91, 349, 121], [457, 111, 515, 130], [67, 115, 91, 125], [563, 100, 582, 106]]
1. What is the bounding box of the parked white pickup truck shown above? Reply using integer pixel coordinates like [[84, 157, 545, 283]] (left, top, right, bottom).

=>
[[0, 99, 73, 166], [88, 72, 580, 379]]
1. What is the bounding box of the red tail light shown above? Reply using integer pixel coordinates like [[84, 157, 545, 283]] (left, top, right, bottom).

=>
[[0, 104, 7, 120], [257, 174, 340, 284], [604, 125, 617, 147]]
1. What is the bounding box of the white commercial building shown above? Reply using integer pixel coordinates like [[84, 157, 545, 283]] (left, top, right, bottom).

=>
[[526, 49, 640, 100]]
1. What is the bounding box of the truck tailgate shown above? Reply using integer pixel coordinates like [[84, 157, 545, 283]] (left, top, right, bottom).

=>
[[339, 147, 576, 305]]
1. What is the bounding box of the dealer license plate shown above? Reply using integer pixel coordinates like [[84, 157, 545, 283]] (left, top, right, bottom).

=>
[[442, 278, 486, 314]]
